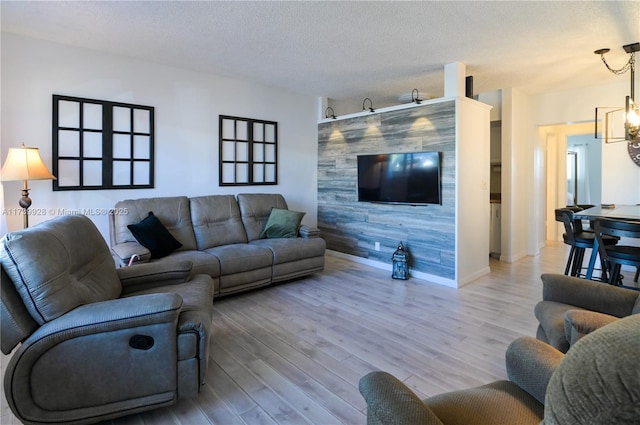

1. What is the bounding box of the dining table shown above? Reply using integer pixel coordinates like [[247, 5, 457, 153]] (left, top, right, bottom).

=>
[[572, 204, 640, 280], [573, 204, 640, 222]]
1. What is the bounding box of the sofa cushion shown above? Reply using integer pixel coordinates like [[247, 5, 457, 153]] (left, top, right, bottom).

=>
[[251, 237, 326, 264], [190, 195, 248, 249], [0, 215, 122, 325], [425, 380, 544, 424], [237, 193, 289, 241], [111, 196, 197, 251], [204, 244, 273, 275], [260, 208, 305, 238], [154, 250, 222, 279], [128, 212, 183, 259]]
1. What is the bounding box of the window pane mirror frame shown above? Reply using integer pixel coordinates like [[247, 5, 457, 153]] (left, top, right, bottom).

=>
[[52, 94, 154, 191], [219, 115, 278, 186]]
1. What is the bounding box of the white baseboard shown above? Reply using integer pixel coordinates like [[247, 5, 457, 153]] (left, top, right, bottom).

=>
[[326, 249, 460, 288]]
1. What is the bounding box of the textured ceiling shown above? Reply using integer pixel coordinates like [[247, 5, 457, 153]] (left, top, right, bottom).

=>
[[2, 1, 640, 106]]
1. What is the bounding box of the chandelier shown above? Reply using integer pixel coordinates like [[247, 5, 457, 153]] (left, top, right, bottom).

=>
[[594, 42, 639, 143]]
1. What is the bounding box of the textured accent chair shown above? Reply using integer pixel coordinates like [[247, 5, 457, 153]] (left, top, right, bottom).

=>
[[359, 314, 640, 425], [1, 215, 215, 424], [534, 273, 640, 353]]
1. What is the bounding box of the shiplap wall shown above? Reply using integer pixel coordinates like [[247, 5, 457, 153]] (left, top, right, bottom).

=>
[[318, 100, 457, 279]]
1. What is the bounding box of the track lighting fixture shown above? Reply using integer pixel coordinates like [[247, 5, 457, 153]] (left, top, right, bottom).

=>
[[324, 106, 337, 119], [362, 97, 375, 113], [411, 89, 422, 104]]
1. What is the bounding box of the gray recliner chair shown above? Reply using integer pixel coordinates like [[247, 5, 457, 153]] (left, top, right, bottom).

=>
[[1, 214, 215, 424], [535, 273, 640, 353], [359, 314, 640, 424]]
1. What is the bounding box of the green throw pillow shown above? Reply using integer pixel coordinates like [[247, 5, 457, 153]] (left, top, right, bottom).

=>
[[127, 211, 182, 259], [260, 208, 305, 238]]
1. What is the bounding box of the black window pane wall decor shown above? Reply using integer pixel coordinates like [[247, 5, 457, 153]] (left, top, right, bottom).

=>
[[219, 115, 277, 186], [52, 94, 154, 191]]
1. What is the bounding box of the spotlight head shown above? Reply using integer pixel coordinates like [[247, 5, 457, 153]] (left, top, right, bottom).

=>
[[594, 48, 610, 55], [362, 97, 375, 113]]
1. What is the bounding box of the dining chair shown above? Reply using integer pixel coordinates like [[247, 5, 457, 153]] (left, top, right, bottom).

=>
[[593, 218, 640, 286], [555, 208, 616, 278], [574, 204, 595, 231], [555, 208, 584, 276]]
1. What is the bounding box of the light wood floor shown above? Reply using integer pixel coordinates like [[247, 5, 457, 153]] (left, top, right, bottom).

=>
[[2, 242, 637, 425]]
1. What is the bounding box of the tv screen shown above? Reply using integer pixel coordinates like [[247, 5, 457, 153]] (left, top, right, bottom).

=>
[[357, 151, 441, 205]]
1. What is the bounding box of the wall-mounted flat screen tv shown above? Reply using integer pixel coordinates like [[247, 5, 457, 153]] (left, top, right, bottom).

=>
[[357, 151, 442, 205]]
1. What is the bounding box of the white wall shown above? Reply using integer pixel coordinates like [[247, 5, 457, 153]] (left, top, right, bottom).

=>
[[1, 34, 320, 241], [531, 81, 640, 205], [501, 88, 533, 262], [529, 82, 640, 253], [479, 81, 640, 261], [456, 98, 491, 284]]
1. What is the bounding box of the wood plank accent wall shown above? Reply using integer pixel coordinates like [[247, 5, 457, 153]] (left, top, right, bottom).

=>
[[318, 101, 457, 279]]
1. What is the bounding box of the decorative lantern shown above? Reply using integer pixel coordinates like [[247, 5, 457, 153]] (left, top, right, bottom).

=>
[[391, 242, 409, 280]]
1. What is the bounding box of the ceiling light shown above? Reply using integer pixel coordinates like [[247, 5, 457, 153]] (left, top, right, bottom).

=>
[[594, 42, 639, 143]]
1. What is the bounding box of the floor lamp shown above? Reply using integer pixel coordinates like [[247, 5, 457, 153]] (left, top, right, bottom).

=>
[[0, 144, 56, 228]]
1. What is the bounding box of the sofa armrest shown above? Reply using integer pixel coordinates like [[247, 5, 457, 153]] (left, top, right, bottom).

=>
[[5, 294, 182, 422], [564, 310, 619, 346], [359, 371, 445, 425], [118, 260, 193, 294], [111, 241, 151, 266], [506, 336, 564, 404], [299, 225, 321, 238], [28, 293, 182, 340], [540, 273, 638, 317]]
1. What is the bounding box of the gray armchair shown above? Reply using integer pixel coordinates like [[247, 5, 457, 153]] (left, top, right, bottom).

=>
[[1, 214, 215, 424], [534, 273, 640, 352], [359, 314, 640, 425]]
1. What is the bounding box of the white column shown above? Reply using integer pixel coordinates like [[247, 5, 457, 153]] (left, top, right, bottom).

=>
[[444, 62, 466, 98], [318, 97, 328, 121]]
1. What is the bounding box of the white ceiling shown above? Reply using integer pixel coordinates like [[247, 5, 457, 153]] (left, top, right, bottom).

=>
[[2, 1, 640, 106]]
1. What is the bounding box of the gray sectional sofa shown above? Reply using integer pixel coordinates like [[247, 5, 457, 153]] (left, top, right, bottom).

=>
[[109, 193, 326, 296]]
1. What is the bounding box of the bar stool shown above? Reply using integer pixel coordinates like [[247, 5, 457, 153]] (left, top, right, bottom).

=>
[[594, 218, 640, 287], [555, 208, 617, 277]]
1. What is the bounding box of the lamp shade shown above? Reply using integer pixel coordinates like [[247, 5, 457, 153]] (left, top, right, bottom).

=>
[[1, 145, 56, 182]]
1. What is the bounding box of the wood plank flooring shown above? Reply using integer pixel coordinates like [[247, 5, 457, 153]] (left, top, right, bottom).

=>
[[2, 242, 637, 425]]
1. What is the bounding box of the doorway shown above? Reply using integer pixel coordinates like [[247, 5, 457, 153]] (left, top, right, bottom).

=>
[[542, 122, 602, 242], [566, 150, 577, 205], [566, 133, 602, 207]]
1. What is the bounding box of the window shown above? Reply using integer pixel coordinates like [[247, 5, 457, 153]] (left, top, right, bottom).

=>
[[52, 95, 154, 190], [219, 115, 277, 186]]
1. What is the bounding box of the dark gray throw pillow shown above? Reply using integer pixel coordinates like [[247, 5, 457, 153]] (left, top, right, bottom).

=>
[[127, 212, 182, 259]]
